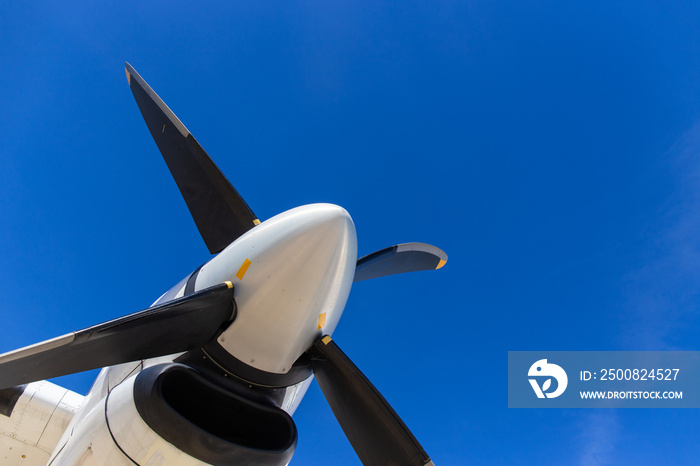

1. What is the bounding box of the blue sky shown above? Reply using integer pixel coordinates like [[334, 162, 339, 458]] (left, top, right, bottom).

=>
[[2, 1, 700, 464]]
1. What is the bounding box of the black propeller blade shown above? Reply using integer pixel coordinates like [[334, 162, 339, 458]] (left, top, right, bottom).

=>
[[354, 242, 447, 282], [0, 283, 235, 390], [125, 63, 260, 254], [307, 336, 434, 466]]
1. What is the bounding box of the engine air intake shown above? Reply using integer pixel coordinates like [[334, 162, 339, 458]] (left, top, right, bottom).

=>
[[134, 364, 297, 466]]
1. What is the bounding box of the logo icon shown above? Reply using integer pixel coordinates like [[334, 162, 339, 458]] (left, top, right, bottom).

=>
[[528, 359, 568, 398]]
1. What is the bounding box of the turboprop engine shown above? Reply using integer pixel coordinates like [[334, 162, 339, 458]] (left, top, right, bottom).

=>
[[0, 63, 447, 466]]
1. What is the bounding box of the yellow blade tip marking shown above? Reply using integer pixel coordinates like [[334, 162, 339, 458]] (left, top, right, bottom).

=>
[[162, 124, 165, 133], [236, 258, 252, 280], [253, 219, 261, 225], [224, 281, 233, 289], [436, 259, 447, 269], [321, 335, 332, 345], [125, 68, 131, 85], [317, 313, 327, 330]]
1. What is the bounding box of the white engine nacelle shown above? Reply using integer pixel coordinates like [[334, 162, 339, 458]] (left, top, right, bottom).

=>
[[50, 364, 298, 465]]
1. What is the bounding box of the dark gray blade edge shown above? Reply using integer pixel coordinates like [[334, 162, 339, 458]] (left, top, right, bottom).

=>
[[307, 336, 432, 466], [354, 242, 447, 282], [0, 283, 235, 389], [125, 63, 259, 254]]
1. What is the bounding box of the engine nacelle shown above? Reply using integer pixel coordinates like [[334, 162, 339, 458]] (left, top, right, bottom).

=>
[[51, 364, 298, 465]]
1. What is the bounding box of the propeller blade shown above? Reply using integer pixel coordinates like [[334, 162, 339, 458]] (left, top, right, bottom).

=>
[[354, 242, 447, 282], [125, 63, 260, 254], [307, 336, 433, 466], [0, 283, 236, 389]]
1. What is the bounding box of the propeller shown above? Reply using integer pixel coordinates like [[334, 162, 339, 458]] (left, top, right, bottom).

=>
[[307, 336, 434, 466], [127, 65, 449, 466], [0, 64, 447, 466], [126, 64, 445, 465], [0, 283, 235, 390]]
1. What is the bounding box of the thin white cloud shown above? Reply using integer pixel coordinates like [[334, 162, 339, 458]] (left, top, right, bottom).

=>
[[576, 411, 619, 466], [621, 121, 700, 349], [575, 122, 700, 465]]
